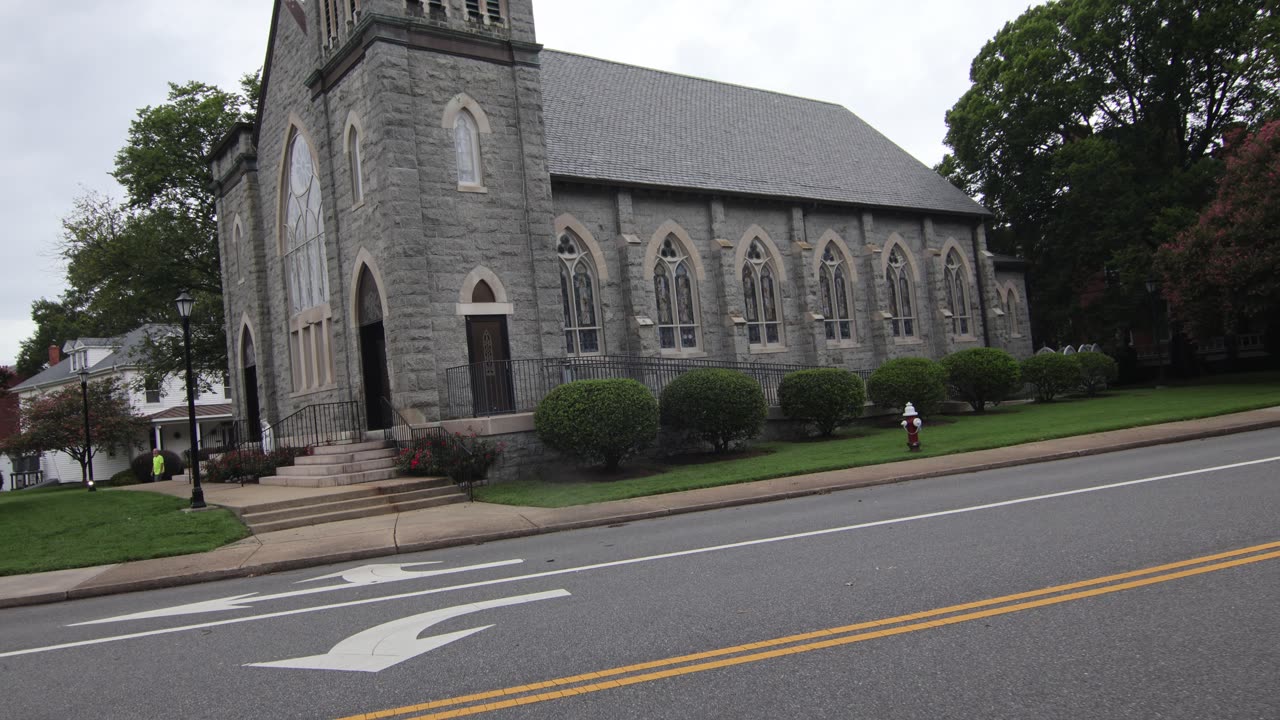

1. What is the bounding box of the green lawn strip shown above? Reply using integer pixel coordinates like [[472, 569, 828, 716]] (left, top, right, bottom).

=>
[[476, 379, 1280, 508], [0, 486, 249, 576]]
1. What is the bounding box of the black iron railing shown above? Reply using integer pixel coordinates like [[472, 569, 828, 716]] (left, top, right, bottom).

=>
[[381, 397, 448, 453], [10, 471, 44, 490], [265, 401, 363, 451], [442, 355, 867, 419]]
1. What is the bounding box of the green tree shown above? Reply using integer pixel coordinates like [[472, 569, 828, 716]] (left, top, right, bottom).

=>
[[941, 0, 1279, 346], [1, 377, 147, 486], [1157, 120, 1280, 340], [15, 298, 85, 377], [22, 75, 259, 385]]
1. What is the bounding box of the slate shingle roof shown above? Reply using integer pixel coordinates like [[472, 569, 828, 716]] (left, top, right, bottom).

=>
[[541, 51, 988, 217], [12, 325, 174, 392]]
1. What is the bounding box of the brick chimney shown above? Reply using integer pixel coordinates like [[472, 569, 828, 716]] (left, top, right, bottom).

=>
[[49, 344, 60, 366]]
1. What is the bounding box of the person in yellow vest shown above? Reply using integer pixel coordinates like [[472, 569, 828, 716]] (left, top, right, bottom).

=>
[[151, 448, 166, 483]]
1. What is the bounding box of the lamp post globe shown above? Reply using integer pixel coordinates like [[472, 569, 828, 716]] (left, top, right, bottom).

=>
[[78, 367, 96, 492], [175, 291, 206, 509]]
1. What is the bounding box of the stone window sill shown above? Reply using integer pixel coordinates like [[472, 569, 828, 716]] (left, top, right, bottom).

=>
[[457, 183, 488, 194]]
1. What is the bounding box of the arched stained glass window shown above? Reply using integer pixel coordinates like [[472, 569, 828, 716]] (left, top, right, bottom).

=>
[[454, 110, 481, 186], [284, 132, 330, 315], [741, 239, 783, 347], [885, 246, 915, 338], [944, 249, 972, 336], [819, 244, 855, 342], [557, 232, 602, 356], [654, 237, 700, 351]]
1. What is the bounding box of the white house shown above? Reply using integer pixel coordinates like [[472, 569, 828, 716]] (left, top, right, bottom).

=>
[[5, 326, 233, 488]]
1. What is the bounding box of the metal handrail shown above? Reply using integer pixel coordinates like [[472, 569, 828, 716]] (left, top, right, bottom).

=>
[[379, 397, 480, 500], [267, 400, 363, 450]]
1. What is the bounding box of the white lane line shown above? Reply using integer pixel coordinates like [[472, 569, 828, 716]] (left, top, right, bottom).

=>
[[3, 454, 1276, 659]]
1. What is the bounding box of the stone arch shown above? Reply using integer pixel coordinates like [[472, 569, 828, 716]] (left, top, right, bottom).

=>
[[274, 114, 324, 256], [459, 266, 510, 304], [440, 93, 493, 134], [734, 224, 788, 278], [231, 214, 245, 282], [811, 229, 857, 282], [348, 248, 390, 330], [342, 110, 365, 155], [644, 220, 707, 282], [554, 213, 609, 281], [879, 233, 922, 282], [237, 314, 257, 371]]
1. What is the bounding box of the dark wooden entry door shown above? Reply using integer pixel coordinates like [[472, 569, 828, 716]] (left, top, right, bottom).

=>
[[242, 365, 261, 440], [466, 315, 514, 415], [361, 321, 393, 430]]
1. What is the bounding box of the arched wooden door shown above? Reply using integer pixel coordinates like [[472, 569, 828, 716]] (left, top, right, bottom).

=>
[[464, 280, 514, 415], [241, 329, 262, 440], [357, 267, 393, 430]]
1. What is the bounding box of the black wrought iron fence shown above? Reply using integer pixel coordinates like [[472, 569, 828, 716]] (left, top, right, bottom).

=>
[[442, 355, 870, 419], [265, 401, 363, 450], [381, 397, 448, 453]]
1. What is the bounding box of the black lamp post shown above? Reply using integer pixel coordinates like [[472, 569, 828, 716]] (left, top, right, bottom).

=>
[[78, 367, 96, 492], [176, 291, 206, 509], [1144, 277, 1166, 385]]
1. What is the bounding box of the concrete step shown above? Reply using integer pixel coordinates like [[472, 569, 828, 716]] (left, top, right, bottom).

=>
[[237, 478, 456, 515], [295, 447, 398, 466], [309, 439, 393, 456], [241, 486, 462, 526], [274, 456, 396, 477], [245, 494, 467, 534], [258, 466, 400, 488]]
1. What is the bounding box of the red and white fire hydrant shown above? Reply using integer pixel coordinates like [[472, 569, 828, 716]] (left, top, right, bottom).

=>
[[901, 402, 923, 452]]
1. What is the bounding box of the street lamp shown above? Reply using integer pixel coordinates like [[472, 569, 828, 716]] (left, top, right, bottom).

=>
[[1144, 277, 1166, 385], [175, 290, 206, 509], [78, 367, 96, 492]]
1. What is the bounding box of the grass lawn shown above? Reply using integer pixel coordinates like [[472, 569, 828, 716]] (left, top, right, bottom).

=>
[[0, 485, 250, 576], [476, 373, 1280, 508]]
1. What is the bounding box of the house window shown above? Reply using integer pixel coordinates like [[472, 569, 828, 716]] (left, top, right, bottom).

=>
[[454, 110, 482, 187], [944, 249, 972, 336], [885, 246, 915, 338], [145, 378, 161, 404], [347, 126, 364, 205], [741, 239, 783, 348], [222, 372, 232, 399], [282, 130, 335, 391], [557, 232, 602, 356], [819, 244, 855, 343], [654, 237, 700, 352], [466, 0, 504, 24]]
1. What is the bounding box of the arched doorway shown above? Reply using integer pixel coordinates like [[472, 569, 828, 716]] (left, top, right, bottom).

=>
[[465, 279, 513, 415], [240, 328, 262, 440], [357, 266, 393, 430]]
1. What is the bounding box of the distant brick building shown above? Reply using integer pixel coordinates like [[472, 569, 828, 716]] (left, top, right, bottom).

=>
[[211, 0, 1032, 437]]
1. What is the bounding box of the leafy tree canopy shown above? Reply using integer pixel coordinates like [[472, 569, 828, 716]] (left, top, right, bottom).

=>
[[940, 0, 1279, 346], [1157, 120, 1280, 338], [1, 377, 147, 483], [20, 74, 260, 387]]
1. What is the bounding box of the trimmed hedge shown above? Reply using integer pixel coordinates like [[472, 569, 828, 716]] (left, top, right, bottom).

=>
[[1074, 351, 1119, 396], [778, 368, 866, 436], [1021, 353, 1083, 402], [866, 357, 948, 416], [659, 369, 767, 453], [941, 348, 1022, 413], [535, 379, 658, 471]]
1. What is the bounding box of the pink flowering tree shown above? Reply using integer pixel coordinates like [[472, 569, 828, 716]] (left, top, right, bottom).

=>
[[1, 377, 147, 486], [1158, 121, 1280, 339]]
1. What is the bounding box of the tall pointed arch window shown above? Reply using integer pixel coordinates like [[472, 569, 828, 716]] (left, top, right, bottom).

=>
[[819, 244, 855, 343], [282, 130, 334, 391], [885, 246, 915, 338], [347, 126, 364, 205], [1006, 288, 1020, 337], [653, 236, 700, 352], [943, 249, 972, 336], [557, 231, 602, 356], [454, 110, 482, 187], [741, 239, 783, 347], [232, 219, 244, 283]]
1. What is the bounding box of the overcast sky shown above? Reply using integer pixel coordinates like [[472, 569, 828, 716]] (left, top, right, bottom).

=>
[[0, 0, 1039, 369]]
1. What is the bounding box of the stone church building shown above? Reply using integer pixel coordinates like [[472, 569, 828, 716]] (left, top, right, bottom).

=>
[[212, 0, 1032, 439]]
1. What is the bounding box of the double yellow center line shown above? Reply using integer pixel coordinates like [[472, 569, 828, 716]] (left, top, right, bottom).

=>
[[339, 540, 1280, 720]]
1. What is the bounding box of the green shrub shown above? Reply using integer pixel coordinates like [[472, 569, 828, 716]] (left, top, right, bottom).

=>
[[203, 447, 311, 483], [534, 379, 658, 470], [395, 432, 505, 482], [130, 449, 185, 482], [778, 368, 866, 436], [1074, 351, 1119, 396], [941, 348, 1022, 413], [1021, 353, 1083, 402], [659, 369, 767, 453], [866, 357, 948, 415], [106, 469, 140, 487]]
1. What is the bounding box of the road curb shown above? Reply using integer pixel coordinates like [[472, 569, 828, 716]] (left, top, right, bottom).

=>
[[3, 417, 1278, 609]]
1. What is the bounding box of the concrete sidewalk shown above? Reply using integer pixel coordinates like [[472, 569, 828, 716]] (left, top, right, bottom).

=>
[[3, 406, 1279, 609]]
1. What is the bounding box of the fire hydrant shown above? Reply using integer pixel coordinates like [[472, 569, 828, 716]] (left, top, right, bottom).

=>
[[901, 402, 923, 452]]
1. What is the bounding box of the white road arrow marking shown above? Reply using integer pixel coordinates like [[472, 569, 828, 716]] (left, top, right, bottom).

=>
[[69, 559, 523, 626], [245, 589, 570, 672]]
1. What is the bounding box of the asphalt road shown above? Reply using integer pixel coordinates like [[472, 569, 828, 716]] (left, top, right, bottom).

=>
[[1, 429, 1277, 720]]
